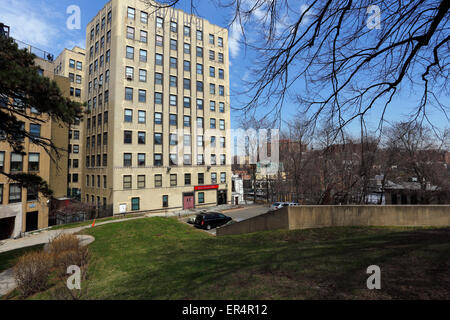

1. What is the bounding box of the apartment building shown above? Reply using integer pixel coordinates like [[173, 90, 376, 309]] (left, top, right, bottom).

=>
[[0, 48, 69, 240], [54, 47, 86, 200], [84, 0, 232, 214]]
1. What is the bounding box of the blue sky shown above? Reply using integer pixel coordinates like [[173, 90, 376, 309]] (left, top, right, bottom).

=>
[[0, 0, 448, 137]]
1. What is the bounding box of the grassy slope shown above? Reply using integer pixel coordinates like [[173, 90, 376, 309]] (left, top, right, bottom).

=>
[[33, 218, 449, 300], [0, 245, 44, 273]]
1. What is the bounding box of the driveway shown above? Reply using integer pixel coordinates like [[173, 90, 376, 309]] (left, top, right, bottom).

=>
[[180, 205, 270, 236]]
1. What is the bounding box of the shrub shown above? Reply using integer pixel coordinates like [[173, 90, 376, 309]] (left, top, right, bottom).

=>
[[48, 234, 89, 277], [14, 251, 52, 297]]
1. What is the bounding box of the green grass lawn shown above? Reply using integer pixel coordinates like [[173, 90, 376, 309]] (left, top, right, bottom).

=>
[[30, 218, 449, 300], [0, 244, 45, 273]]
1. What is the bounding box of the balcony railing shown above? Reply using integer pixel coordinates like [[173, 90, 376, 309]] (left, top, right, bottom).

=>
[[14, 38, 54, 62]]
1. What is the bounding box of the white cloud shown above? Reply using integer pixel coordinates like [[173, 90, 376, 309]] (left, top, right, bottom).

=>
[[229, 19, 243, 59], [0, 0, 58, 49]]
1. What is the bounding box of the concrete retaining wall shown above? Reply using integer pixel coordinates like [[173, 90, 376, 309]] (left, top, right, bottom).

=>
[[216, 205, 450, 236]]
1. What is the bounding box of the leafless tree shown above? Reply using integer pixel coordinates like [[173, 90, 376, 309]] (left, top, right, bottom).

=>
[[142, 0, 449, 136]]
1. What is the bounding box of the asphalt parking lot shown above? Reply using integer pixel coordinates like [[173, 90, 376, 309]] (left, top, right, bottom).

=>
[[181, 205, 270, 235]]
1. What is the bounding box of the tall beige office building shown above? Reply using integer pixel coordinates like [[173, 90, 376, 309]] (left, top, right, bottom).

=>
[[54, 47, 86, 200], [84, 0, 232, 214]]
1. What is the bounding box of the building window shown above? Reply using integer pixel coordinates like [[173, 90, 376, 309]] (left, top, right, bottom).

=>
[[139, 69, 147, 82], [197, 135, 204, 147], [218, 53, 224, 63], [170, 21, 177, 32], [184, 25, 190, 36], [209, 34, 215, 45], [138, 110, 146, 124], [196, 46, 203, 57], [155, 92, 163, 105], [154, 154, 162, 166], [196, 63, 203, 75], [220, 137, 226, 148], [211, 136, 216, 148], [140, 49, 147, 62], [218, 37, 223, 47], [155, 72, 163, 85], [197, 81, 203, 92], [211, 154, 217, 165], [69, 59, 75, 68], [197, 99, 203, 110], [219, 102, 225, 113], [154, 133, 163, 145], [127, 26, 135, 39], [219, 85, 225, 96], [155, 174, 163, 188], [220, 119, 225, 130], [28, 153, 40, 172], [210, 118, 216, 129], [209, 50, 215, 61], [124, 153, 132, 167], [124, 109, 133, 122], [141, 11, 148, 24], [156, 35, 163, 47], [170, 76, 177, 87], [26, 185, 38, 201], [154, 112, 162, 125], [9, 184, 21, 203], [211, 173, 217, 184], [219, 69, 224, 79], [197, 117, 204, 129], [124, 131, 132, 144], [155, 53, 163, 65], [183, 43, 190, 54], [29, 124, 41, 139], [221, 172, 226, 183], [131, 198, 140, 211], [169, 154, 177, 166], [198, 192, 205, 204], [140, 30, 148, 43], [196, 30, 203, 41], [169, 134, 178, 146], [183, 60, 190, 71], [138, 89, 146, 102], [10, 153, 23, 172], [185, 174, 191, 186], [126, 46, 134, 59], [128, 7, 135, 20], [169, 114, 177, 126], [138, 175, 145, 189], [198, 173, 205, 185], [197, 154, 205, 165], [184, 154, 192, 166], [210, 67, 215, 77], [170, 95, 177, 106], [123, 175, 132, 189], [126, 66, 134, 80], [220, 154, 226, 165], [210, 83, 216, 95], [170, 174, 177, 186], [170, 39, 177, 51], [156, 17, 164, 29], [184, 116, 191, 128], [210, 101, 216, 111], [138, 132, 146, 144], [125, 87, 133, 101], [183, 78, 191, 90], [183, 97, 191, 108], [138, 153, 146, 167], [170, 57, 177, 69]]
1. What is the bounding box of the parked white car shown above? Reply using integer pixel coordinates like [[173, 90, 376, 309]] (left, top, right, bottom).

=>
[[271, 202, 290, 210]]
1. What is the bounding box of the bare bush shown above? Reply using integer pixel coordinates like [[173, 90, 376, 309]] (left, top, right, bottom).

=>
[[13, 251, 52, 297], [48, 234, 90, 277]]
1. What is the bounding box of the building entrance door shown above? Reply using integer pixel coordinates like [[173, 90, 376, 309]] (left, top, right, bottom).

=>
[[26, 211, 38, 232], [0, 217, 15, 240], [183, 194, 194, 210], [218, 190, 227, 205]]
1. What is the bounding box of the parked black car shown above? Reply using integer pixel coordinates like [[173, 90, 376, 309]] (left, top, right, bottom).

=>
[[194, 212, 232, 230]]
